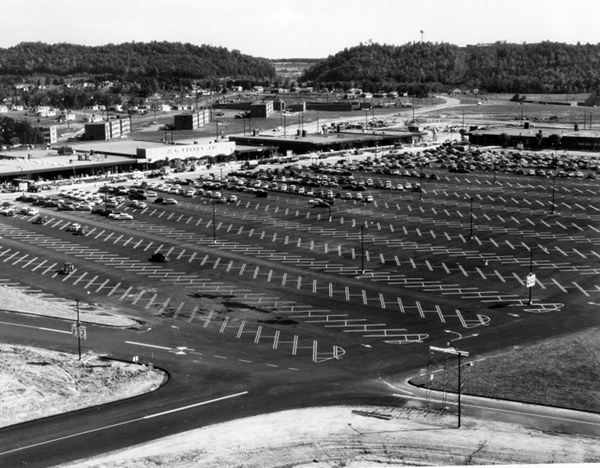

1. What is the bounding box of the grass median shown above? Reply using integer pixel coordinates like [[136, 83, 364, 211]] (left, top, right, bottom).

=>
[[411, 327, 600, 413]]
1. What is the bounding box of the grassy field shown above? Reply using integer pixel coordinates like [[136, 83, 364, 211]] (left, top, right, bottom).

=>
[[413, 327, 600, 413]]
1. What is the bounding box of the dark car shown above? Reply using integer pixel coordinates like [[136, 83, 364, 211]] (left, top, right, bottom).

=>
[[149, 252, 169, 263]]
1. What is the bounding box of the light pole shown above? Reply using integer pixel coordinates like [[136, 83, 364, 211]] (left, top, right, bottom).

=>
[[360, 224, 366, 273], [419, 164, 424, 201], [550, 172, 557, 214], [212, 201, 216, 244], [429, 346, 469, 429], [467, 196, 474, 239]]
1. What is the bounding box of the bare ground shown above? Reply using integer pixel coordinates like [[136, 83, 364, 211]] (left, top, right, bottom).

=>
[[0, 344, 165, 427]]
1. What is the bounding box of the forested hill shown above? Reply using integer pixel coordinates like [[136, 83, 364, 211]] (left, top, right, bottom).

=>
[[300, 42, 600, 94], [0, 42, 276, 81]]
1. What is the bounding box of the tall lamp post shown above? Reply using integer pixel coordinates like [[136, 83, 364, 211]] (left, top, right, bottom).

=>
[[360, 224, 365, 273], [467, 196, 474, 239], [429, 346, 469, 428], [419, 164, 424, 201], [550, 172, 557, 214], [212, 201, 216, 244]]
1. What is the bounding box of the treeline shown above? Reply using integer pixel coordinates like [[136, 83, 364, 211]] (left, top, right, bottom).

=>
[[0, 42, 276, 83], [0, 116, 42, 146], [300, 42, 600, 95]]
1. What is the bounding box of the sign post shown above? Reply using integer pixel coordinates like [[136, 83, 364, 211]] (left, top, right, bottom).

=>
[[526, 248, 535, 305], [71, 299, 87, 360]]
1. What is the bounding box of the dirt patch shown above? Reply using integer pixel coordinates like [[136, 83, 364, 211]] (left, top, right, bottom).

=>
[[0, 285, 139, 327], [0, 344, 166, 428]]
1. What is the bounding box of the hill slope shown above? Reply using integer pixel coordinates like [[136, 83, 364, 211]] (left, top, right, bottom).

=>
[[0, 42, 276, 81], [301, 42, 600, 94]]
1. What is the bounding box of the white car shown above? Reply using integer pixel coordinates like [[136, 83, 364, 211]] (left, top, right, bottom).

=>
[[162, 198, 178, 205], [21, 207, 39, 216], [108, 212, 133, 220]]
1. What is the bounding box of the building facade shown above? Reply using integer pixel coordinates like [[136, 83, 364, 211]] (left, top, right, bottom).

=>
[[173, 109, 211, 130], [84, 117, 131, 141], [250, 100, 274, 118]]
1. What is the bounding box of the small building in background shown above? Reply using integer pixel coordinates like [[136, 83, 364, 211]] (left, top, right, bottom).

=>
[[250, 100, 273, 118], [39, 125, 58, 145], [84, 117, 131, 141], [173, 109, 211, 130]]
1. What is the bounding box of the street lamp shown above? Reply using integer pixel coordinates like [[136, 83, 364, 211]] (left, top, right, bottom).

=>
[[429, 345, 469, 428], [360, 224, 368, 273], [212, 201, 216, 244], [419, 164, 424, 201], [466, 196, 474, 239], [550, 171, 557, 214]]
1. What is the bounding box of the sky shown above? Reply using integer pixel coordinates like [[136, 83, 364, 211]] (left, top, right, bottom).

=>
[[1, 0, 599, 58]]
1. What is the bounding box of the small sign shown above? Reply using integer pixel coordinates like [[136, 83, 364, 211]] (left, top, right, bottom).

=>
[[526, 273, 536, 288], [71, 323, 87, 339]]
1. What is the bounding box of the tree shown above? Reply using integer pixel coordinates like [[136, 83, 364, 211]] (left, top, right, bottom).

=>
[[548, 133, 562, 150]]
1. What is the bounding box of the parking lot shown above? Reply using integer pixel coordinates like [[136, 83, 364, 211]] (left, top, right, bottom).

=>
[[0, 148, 599, 368]]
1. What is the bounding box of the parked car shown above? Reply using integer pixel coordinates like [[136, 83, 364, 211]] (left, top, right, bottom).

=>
[[149, 252, 169, 262], [65, 223, 82, 232], [108, 212, 133, 220]]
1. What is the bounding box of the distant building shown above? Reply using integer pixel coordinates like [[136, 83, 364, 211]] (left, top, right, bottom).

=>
[[84, 117, 131, 141], [273, 100, 286, 111], [39, 126, 57, 145], [250, 100, 274, 118], [306, 101, 358, 112], [287, 102, 306, 113], [173, 109, 211, 130]]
